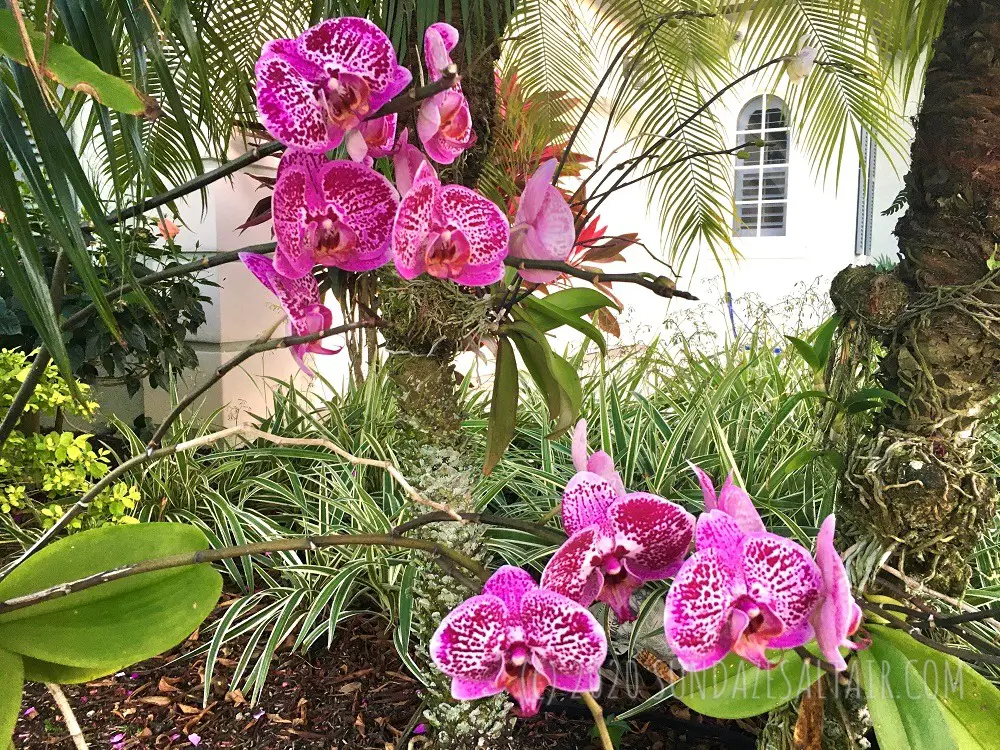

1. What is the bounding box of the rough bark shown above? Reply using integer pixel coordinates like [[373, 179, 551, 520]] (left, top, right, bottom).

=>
[[832, 0, 1000, 594]]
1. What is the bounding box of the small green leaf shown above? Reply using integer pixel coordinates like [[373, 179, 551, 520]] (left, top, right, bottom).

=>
[[0, 523, 222, 682], [505, 322, 575, 436], [520, 295, 608, 354], [858, 625, 1000, 750], [785, 335, 821, 371], [484, 336, 519, 475], [811, 314, 841, 370], [674, 650, 822, 719], [0, 650, 22, 748], [0, 9, 158, 117]]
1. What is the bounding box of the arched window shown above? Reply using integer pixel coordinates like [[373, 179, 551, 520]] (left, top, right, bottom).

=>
[[733, 94, 789, 237]]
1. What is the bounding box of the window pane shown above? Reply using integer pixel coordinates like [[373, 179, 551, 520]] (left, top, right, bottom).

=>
[[764, 131, 788, 164], [761, 167, 787, 200], [737, 96, 764, 130], [765, 106, 786, 129], [734, 204, 759, 236], [735, 169, 760, 201], [736, 133, 762, 166], [761, 203, 786, 235]]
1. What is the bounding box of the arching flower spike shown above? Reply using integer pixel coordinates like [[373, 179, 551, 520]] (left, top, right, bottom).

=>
[[811, 515, 863, 671], [392, 161, 509, 285], [240, 253, 339, 375], [508, 159, 576, 283], [256, 17, 411, 153], [430, 566, 607, 717], [664, 508, 822, 672], [272, 150, 399, 279], [541, 472, 694, 622]]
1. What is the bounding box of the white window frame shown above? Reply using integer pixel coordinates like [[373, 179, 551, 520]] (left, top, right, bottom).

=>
[[733, 94, 789, 237]]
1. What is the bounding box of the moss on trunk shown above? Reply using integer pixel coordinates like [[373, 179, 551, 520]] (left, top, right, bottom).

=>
[[834, 0, 1000, 594]]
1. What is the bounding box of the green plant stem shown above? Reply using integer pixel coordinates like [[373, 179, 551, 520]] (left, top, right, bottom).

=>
[[581, 692, 614, 750], [0, 532, 489, 616], [147, 318, 376, 449], [502, 257, 697, 300], [861, 603, 1000, 665], [0, 250, 69, 448], [391, 511, 567, 545]]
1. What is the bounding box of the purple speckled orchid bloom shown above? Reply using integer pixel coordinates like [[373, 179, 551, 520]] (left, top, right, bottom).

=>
[[392, 161, 509, 285], [392, 127, 428, 196], [691, 465, 766, 534], [416, 23, 475, 164], [272, 150, 398, 279], [240, 253, 339, 375], [417, 90, 477, 164], [664, 507, 822, 672], [430, 566, 607, 717], [255, 17, 411, 153], [811, 515, 862, 671], [345, 113, 397, 164], [572, 419, 625, 497], [509, 160, 575, 284], [541, 472, 695, 623]]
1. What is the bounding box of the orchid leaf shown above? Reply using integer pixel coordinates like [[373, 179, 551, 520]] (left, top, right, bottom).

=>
[[484, 336, 519, 475], [520, 295, 608, 355], [0, 523, 222, 682], [0, 650, 22, 749], [858, 625, 1000, 750], [674, 650, 822, 719], [0, 9, 158, 117]]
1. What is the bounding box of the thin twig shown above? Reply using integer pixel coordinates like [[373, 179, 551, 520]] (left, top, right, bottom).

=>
[[862, 603, 1000, 665], [241, 427, 461, 520], [391, 511, 566, 545], [45, 684, 89, 750], [502, 258, 696, 300], [581, 692, 614, 750], [0, 532, 488, 616], [368, 65, 459, 119], [792, 646, 849, 679], [147, 318, 372, 448]]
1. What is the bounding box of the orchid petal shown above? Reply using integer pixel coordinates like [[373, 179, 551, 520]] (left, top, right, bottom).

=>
[[345, 129, 369, 162], [483, 565, 537, 624], [504, 666, 550, 717], [272, 160, 315, 279], [452, 677, 505, 701], [391, 174, 437, 280], [611, 493, 694, 581], [695, 510, 746, 572], [596, 575, 642, 624], [430, 594, 508, 683], [664, 548, 739, 672], [741, 533, 822, 642], [540, 527, 604, 606], [424, 22, 459, 81], [571, 419, 589, 472], [255, 50, 333, 153], [717, 475, 766, 534], [810, 515, 860, 670], [433, 185, 508, 285], [521, 589, 607, 694], [418, 90, 476, 165], [392, 128, 428, 196], [562, 472, 618, 537], [689, 463, 718, 511]]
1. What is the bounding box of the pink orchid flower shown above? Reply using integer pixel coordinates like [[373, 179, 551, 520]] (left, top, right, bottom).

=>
[[430, 566, 607, 717], [508, 160, 575, 283], [345, 114, 397, 164], [416, 24, 476, 164], [392, 161, 509, 285], [157, 218, 180, 240], [240, 253, 339, 375], [811, 515, 862, 671], [664, 496, 822, 671], [255, 18, 411, 153], [541, 471, 695, 623], [392, 128, 428, 196], [571, 419, 626, 497], [690, 465, 767, 534], [271, 150, 398, 279]]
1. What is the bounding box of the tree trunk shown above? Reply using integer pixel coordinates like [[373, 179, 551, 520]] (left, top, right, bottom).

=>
[[831, 0, 1000, 594]]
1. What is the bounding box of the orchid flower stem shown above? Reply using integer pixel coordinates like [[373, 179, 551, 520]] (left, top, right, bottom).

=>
[[576, 57, 786, 232], [581, 692, 614, 750], [367, 64, 459, 119], [861, 603, 1000, 665], [864, 602, 1000, 656], [391, 511, 567, 545], [502, 258, 697, 300], [792, 646, 847, 678], [0, 244, 277, 449], [147, 318, 376, 449], [0, 531, 489, 617]]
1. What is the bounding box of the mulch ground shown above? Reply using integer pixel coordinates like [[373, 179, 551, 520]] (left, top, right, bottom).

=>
[[14, 603, 756, 750]]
